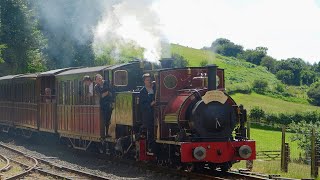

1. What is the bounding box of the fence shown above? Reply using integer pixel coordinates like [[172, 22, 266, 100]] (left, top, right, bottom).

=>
[[256, 150, 281, 161]]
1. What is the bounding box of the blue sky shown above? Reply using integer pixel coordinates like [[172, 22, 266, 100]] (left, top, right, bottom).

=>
[[154, 0, 320, 63]]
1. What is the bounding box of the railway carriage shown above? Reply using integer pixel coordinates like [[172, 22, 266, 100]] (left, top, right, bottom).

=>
[[38, 68, 74, 133], [55, 62, 143, 150], [0, 75, 21, 130], [11, 73, 39, 133]]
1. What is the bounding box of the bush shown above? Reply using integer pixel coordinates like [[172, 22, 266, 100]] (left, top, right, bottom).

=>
[[252, 79, 268, 93], [307, 81, 320, 106], [275, 83, 285, 93], [249, 106, 265, 122], [289, 121, 320, 159], [200, 60, 208, 67], [172, 53, 189, 68], [265, 113, 279, 125], [227, 84, 252, 94]]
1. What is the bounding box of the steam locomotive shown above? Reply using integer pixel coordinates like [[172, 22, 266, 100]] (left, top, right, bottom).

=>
[[0, 59, 255, 171]]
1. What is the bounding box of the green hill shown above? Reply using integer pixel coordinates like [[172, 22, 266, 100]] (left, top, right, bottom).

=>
[[171, 44, 280, 91], [171, 44, 320, 113]]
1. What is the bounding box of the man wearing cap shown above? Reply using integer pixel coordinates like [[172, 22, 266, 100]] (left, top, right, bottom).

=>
[[139, 73, 156, 152], [94, 74, 113, 137]]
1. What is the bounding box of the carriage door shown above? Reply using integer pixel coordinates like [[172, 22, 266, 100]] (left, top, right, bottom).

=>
[[39, 76, 57, 132]]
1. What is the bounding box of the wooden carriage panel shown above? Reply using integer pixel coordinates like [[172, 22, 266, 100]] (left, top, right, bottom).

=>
[[0, 101, 13, 125], [13, 102, 38, 129], [39, 103, 56, 132], [57, 105, 102, 137]]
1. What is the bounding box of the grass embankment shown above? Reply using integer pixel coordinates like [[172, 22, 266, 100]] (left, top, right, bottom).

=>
[[233, 160, 319, 180], [231, 92, 320, 113], [250, 124, 300, 159], [232, 125, 317, 179]]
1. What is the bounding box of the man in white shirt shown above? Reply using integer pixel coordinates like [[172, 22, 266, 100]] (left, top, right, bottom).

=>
[[83, 75, 94, 97]]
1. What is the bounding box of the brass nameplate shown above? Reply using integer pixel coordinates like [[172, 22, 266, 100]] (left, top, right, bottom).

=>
[[202, 90, 228, 104]]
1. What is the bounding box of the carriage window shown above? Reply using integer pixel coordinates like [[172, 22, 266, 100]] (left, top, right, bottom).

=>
[[114, 70, 128, 86]]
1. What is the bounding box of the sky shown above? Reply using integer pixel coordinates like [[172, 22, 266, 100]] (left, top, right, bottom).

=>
[[152, 0, 320, 64]]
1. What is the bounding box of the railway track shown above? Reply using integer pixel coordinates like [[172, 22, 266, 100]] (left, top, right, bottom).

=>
[[0, 140, 294, 180], [94, 152, 271, 180], [0, 150, 38, 180], [0, 153, 10, 172], [0, 142, 111, 180]]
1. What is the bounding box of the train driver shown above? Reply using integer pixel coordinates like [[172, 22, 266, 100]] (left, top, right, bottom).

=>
[[139, 73, 156, 151], [94, 74, 113, 137]]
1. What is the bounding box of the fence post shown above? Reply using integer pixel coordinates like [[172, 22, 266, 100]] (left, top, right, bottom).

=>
[[311, 128, 318, 178], [281, 126, 288, 172]]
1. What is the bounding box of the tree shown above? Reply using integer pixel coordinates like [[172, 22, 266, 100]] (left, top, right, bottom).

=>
[[289, 121, 320, 159], [275, 58, 307, 85], [200, 60, 208, 67], [249, 107, 265, 122], [252, 79, 268, 93], [172, 53, 189, 68], [301, 70, 317, 86], [0, 44, 6, 63], [237, 47, 268, 65], [208, 38, 244, 57], [260, 56, 277, 73], [276, 70, 294, 84], [0, 0, 46, 74], [312, 62, 320, 73], [307, 81, 320, 106]]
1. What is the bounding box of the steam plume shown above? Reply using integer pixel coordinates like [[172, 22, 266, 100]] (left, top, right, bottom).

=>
[[93, 0, 170, 63]]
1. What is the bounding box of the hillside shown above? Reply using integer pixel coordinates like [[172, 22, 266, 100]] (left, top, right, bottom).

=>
[[171, 44, 280, 91], [171, 44, 320, 113]]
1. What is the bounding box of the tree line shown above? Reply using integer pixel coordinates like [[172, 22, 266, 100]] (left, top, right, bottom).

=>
[[0, 0, 113, 76], [203, 38, 320, 105]]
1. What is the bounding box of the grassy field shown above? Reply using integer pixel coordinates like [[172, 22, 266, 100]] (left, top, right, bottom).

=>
[[234, 125, 318, 179], [231, 92, 320, 113], [250, 124, 301, 160], [233, 160, 319, 180]]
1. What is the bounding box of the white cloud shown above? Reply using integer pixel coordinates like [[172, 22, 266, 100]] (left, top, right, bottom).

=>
[[154, 0, 320, 63]]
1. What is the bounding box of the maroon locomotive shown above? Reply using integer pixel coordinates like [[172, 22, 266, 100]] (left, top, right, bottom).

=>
[[0, 60, 255, 172]]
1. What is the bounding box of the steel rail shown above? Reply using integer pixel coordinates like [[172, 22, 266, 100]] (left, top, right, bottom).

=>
[[0, 154, 10, 172], [0, 142, 110, 180], [6, 155, 38, 180]]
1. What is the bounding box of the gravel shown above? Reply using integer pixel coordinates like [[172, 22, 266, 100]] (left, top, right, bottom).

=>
[[0, 133, 172, 180]]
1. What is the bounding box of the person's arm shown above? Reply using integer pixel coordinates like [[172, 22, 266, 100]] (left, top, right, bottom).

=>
[[94, 85, 101, 98], [101, 80, 111, 98]]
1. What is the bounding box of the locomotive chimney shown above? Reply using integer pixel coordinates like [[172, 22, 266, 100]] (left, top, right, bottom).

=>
[[207, 64, 218, 90], [160, 58, 174, 68]]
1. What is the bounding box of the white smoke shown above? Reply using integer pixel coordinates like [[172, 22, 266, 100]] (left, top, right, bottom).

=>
[[93, 0, 170, 63]]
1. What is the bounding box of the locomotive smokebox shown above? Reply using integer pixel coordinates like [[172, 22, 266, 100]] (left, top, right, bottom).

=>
[[207, 64, 218, 90], [160, 58, 174, 68]]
